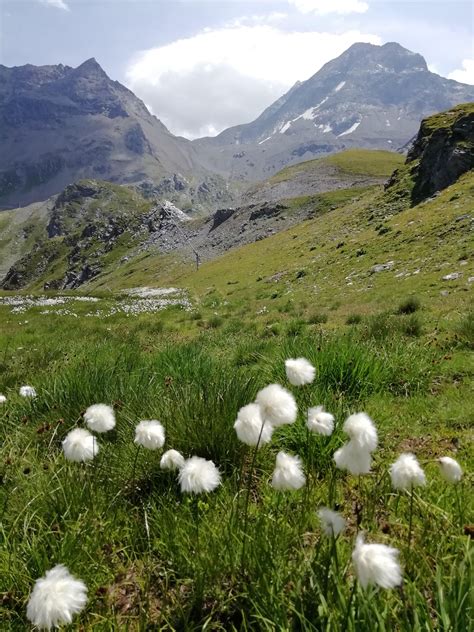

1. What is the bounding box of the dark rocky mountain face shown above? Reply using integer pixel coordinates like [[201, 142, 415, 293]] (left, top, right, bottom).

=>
[[193, 42, 474, 181], [0, 59, 209, 208], [385, 102, 474, 206], [1, 45, 473, 210]]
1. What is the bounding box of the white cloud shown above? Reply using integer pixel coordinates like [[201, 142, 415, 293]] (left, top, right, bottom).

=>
[[39, 0, 70, 10], [125, 25, 381, 138], [288, 0, 369, 15], [448, 59, 474, 85]]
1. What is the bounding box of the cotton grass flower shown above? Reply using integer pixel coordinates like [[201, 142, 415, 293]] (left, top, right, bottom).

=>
[[271, 451, 306, 491], [0, 394, 6, 404], [26, 564, 87, 630], [62, 428, 99, 462], [307, 406, 334, 436], [285, 357, 315, 386], [390, 453, 426, 490], [83, 403, 115, 433], [352, 534, 402, 589], [334, 441, 372, 475], [438, 456, 463, 483], [318, 507, 346, 537], [160, 449, 185, 471], [20, 385, 36, 398], [255, 384, 297, 427], [343, 412, 378, 452], [234, 403, 273, 447], [179, 456, 221, 494], [134, 420, 165, 450]]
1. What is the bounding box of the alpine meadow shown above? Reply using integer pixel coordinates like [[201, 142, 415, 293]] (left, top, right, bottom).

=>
[[0, 4, 473, 630]]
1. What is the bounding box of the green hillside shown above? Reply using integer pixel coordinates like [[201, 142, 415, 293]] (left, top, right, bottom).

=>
[[0, 107, 473, 631], [269, 149, 404, 184]]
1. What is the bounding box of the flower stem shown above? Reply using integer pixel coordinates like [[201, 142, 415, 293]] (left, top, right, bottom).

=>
[[454, 483, 464, 530], [240, 424, 264, 572], [407, 489, 415, 549], [343, 580, 357, 629], [130, 444, 141, 487]]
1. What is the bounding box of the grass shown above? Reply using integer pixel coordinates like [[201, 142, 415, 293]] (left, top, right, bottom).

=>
[[0, 135, 472, 629], [0, 298, 472, 630], [324, 149, 404, 177], [266, 149, 403, 185]]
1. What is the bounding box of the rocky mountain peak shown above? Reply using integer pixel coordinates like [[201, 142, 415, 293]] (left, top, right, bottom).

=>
[[339, 42, 428, 73], [74, 57, 108, 78], [194, 42, 474, 181]]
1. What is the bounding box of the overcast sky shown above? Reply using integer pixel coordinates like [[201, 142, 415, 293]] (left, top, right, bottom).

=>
[[1, 0, 473, 138]]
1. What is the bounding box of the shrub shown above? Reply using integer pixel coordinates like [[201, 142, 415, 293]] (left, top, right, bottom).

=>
[[397, 296, 421, 315], [365, 312, 398, 341], [346, 313, 362, 325], [401, 314, 423, 337], [457, 310, 474, 349], [207, 315, 223, 329], [307, 312, 328, 325], [286, 319, 306, 337]]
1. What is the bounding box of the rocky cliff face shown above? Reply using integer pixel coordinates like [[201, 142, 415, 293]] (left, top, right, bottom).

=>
[[407, 104, 474, 203], [194, 43, 474, 181], [0, 59, 211, 208], [385, 103, 474, 205]]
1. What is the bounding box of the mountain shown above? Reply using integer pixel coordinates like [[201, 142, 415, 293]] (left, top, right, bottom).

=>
[[193, 42, 474, 181], [2, 103, 472, 291], [0, 58, 223, 209], [2, 45, 473, 211]]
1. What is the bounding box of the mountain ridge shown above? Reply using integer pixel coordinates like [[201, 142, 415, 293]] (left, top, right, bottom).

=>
[[1, 43, 473, 210], [193, 42, 474, 180], [0, 58, 222, 210]]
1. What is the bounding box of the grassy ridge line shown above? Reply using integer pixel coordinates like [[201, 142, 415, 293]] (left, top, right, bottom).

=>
[[266, 150, 404, 185]]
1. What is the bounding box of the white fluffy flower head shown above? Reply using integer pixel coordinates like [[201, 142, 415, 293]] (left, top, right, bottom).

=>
[[83, 403, 115, 433], [134, 420, 165, 450], [390, 453, 426, 490], [234, 403, 273, 447], [0, 394, 6, 404], [255, 384, 297, 427], [20, 385, 36, 398], [352, 534, 402, 589], [179, 456, 221, 494], [318, 507, 346, 537], [334, 441, 372, 475], [285, 357, 315, 386], [271, 451, 306, 491], [438, 456, 463, 483], [160, 449, 185, 471], [343, 412, 378, 452], [26, 564, 88, 630], [307, 406, 334, 436], [62, 428, 99, 463]]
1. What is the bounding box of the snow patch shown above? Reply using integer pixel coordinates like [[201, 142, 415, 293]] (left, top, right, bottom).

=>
[[335, 81, 346, 92], [279, 121, 292, 134], [258, 136, 272, 145], [314, 96, 329, 109], [301, 107, 316, 120], [338, 121, 360, 137]]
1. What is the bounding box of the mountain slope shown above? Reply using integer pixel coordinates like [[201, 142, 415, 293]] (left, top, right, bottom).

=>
[[0, 150, 398, 290], [243, 149, 403, 205], [194, 42, 474, 181], [1, 105, 472, 292], [0, 59, 211, 209]]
